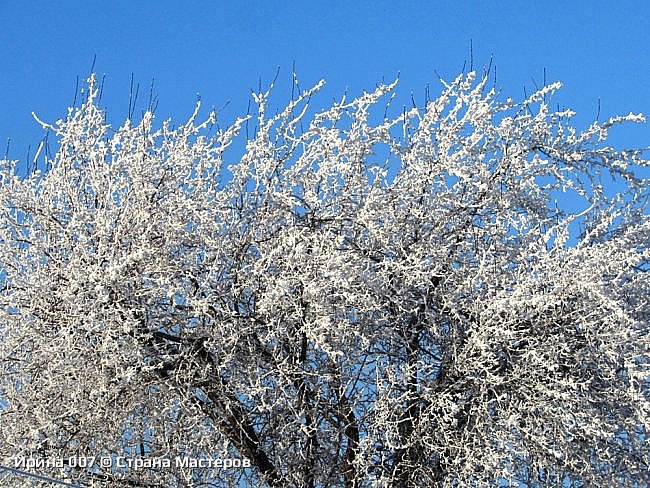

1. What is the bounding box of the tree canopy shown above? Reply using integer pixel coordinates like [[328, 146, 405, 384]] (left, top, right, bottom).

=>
[[0, 73, 648, 487]]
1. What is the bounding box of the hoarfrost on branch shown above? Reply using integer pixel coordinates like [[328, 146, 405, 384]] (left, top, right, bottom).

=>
[[0, 72, 648, 487]]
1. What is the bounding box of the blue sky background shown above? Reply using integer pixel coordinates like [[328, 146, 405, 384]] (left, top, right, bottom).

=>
[[0, 1, 649, 163], [0, 3, 647, 484]]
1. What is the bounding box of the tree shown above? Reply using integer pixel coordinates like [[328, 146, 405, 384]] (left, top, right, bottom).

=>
[[0, 72, 648, 487]]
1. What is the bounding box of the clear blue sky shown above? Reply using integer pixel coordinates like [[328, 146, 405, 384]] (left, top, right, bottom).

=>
[[1, 1, 649, 161]]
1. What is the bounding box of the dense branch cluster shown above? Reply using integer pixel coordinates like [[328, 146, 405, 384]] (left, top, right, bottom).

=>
[[0, 73, 648, 486]]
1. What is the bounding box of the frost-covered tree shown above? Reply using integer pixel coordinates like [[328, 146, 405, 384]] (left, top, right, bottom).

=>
[[0, 72, 648, 487]]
